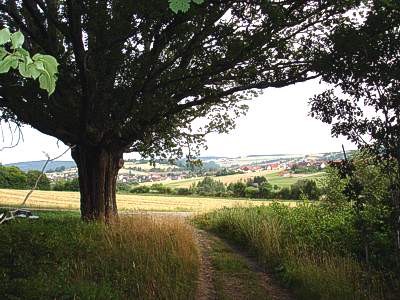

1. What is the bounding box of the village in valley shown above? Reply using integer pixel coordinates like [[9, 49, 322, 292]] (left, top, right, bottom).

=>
[[41, 152, 343, 185]]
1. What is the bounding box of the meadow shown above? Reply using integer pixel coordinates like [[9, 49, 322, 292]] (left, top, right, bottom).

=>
[[0, 189, 296, 212], [0, 211, 198, 299], [194, 204, 399, 300]]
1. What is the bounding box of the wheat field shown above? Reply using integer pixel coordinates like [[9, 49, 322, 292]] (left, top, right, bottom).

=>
[[0, 189, 296, 212]]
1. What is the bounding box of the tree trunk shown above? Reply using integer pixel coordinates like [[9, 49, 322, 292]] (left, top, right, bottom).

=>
[[71, 145, 124, 221]]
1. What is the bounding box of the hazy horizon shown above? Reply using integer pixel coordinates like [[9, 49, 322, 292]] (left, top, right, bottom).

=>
[[0, 79, 356, 165]]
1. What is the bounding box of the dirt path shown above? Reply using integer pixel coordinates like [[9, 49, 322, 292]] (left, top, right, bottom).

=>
[[195, 229, 218, 300], [193, 227, 295, 300], [137, 212, 294, 300]]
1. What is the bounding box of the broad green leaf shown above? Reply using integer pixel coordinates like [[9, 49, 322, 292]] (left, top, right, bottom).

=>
[[0, 28, 10, 45], [38, 70, 56, 95], [169, 0, 190, 13], [28, 64, 41, 79], [16, 47, 30, 58], [0, 29, 59, 96], [0, 47, 7, 60], [18, 61, 32, 78], [33, 60, 45, 71], [10, 57, 18, 69], [0, 55, 18, 73], [33, 54, 59, 75], [10, 31, 24, 49], [169, 0, 204, 13]]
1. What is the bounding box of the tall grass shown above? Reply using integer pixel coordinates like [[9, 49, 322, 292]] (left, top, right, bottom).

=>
[[194, 204, 398, 299], [0, 212, 199, 299]]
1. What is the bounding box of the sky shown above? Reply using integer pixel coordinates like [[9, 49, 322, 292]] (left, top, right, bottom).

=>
[[0, 79, 355, 164]]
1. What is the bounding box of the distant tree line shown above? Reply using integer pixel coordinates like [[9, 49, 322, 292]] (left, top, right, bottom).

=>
[[0, 166, 50, 190], [129, 176, 321, 201], [0, 165, 80, 192], [46, 166, 66, 173], [52, 178, 80, 191], [215, 168, 244, 177], [291, 165, 321, 174]]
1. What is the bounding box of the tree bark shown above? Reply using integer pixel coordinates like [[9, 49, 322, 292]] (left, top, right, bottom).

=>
[[71, 145, 124, 221]]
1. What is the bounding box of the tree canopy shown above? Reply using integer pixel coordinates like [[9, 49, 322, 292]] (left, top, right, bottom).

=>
[[309, 0, 400, 253], [0, 0, 357, 220]]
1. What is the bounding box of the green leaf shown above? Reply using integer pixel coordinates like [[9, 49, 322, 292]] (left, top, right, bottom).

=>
[[33, 60, 45, 71], [10, 57, 18, 69], [33, 54, 59, 75], [0, 55, 18, 73], [38, 70, 56, 95], [0, 28, 11, 45], [10, 31, 24, 49], [0, 29, 59, 96], [16, 47, 30, 58], [28, 64, 41, 79], [169, 0, 191, 13], [18, 61, 33, 78], [0, 47, 7, 60]]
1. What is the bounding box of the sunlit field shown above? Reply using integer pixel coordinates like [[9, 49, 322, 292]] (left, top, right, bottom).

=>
[[0, 189, 296, 212]]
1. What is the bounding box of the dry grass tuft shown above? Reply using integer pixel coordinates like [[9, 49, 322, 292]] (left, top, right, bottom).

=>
[[0, 213, 199, 299]]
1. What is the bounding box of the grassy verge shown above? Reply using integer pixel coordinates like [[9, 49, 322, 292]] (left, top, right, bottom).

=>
[[193, 204, 399, 300], [207, 235, 269, 300], [0, 211, 199, 299]]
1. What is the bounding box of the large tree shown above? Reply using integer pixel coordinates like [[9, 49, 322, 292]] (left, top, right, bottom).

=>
[[0, 0, 354, 220], [310, 0, 400, 255]]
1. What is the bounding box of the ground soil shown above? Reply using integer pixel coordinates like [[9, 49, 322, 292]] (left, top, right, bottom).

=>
[[193, 228, 295, 300]]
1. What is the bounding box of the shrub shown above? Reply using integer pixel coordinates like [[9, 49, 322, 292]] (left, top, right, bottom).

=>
[[227, 181, 246, 197], [52, 178, 80, 191], [276, 187, 291, 200], [26, 170, 51, 190], [150, 183, 172, 194], [290, 179, 320, 200], [116, 182, 131, 192], [174, 187, 192, 195], [195, 177, 226, 196], [244, 186, 258, 198], [130, 185, 150, 193]]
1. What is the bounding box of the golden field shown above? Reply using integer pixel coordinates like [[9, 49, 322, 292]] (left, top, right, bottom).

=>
[[0, 189, 296, 212]]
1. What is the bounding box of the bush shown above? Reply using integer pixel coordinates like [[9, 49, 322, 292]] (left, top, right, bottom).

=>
[[276, 187, 291, 200], [290, 179, 320, 200], [149, 183, 172, 194], [52, 178, 80, 191], [227, 181, 246, 197], [174, 187, 192, 195], [26, 170, 51, 190], [116, 182, 131, 192], [130, 185, 150, 193], [195, 177, 226, 196], [244, 186, 258, 198]]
